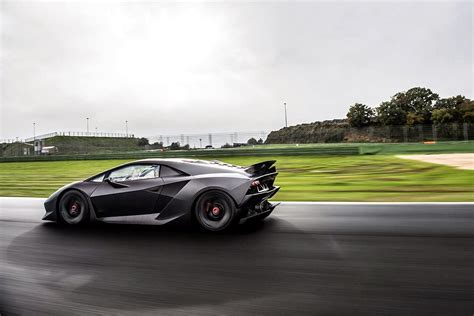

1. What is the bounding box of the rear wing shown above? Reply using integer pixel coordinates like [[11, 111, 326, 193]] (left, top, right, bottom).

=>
[[245, 160, 276, 177]]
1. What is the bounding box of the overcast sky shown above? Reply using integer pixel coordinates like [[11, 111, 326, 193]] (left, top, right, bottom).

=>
[[1, 0, 472, 140]]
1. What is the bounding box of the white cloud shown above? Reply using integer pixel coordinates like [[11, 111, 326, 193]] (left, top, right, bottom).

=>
[[1, 1, 472, 139]]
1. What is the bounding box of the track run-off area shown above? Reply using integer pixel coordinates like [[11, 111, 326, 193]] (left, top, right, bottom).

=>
[[1, 198, 473, 315]]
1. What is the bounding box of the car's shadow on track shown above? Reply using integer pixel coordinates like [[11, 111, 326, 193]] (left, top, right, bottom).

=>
[[4, 217, 343, 313]]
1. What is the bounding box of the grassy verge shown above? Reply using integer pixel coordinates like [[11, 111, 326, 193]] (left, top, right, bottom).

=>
[[359, 141, 474, 155], [1, 155, 472, 201], [2, 141, 473, 163]]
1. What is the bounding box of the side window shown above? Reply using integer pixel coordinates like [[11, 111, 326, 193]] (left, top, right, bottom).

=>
[[108, 164, 160, 182], [160, 165, 184, 177]]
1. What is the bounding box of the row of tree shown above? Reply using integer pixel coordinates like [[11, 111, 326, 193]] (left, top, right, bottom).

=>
[[221, 137, 264, 148], [346, 87, 473, 127], [138, 136, 265, 150]]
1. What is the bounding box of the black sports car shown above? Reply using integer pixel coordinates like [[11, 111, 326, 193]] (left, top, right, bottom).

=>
[[43, 159, 280, 231]]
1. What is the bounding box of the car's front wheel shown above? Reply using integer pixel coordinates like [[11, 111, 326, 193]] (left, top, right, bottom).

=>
[[194, 190, 236, 231], [58, 191, 90, 225]]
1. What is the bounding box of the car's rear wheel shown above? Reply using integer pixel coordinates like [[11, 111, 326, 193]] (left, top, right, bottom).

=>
[[194, 190, 235, 231], [58, 191, 90, 225]]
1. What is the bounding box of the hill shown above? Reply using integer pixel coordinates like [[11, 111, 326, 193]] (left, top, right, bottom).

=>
[[265, 120, 472, 144], [42, 136, 143, 154], [265, 119, 350, 144]]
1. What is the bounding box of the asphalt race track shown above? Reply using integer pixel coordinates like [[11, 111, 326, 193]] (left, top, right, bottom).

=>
[[1, 198, 473, 315]]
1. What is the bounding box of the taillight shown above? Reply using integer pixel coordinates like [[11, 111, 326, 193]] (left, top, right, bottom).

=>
[[247, 179, 270, 194]]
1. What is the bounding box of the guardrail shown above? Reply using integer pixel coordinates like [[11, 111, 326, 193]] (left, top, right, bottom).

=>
[[0, 146, 361, 162], [22, 132, 135, 142]]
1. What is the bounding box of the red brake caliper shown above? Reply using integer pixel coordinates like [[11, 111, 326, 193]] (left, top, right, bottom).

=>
[[206, 202, 220, 216], [211, 206, 220, 216], [69, 201, 78, 215]]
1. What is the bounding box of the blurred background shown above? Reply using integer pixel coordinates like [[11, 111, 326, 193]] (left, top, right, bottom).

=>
[[1, 1, 472, 201]]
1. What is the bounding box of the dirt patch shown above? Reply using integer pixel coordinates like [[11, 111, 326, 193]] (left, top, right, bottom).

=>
[[397, 153, 474, 170]]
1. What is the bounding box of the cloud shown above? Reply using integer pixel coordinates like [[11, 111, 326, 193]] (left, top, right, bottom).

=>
[[1, 1, 472, 139]]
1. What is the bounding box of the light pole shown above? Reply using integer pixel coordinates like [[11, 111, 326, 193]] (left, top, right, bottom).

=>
[[86, 117, 89, 135], [284, 102, 288, 128], [199, 138, 202, 148], [125, 120, 128, 137], [33, 122, 36, 155]]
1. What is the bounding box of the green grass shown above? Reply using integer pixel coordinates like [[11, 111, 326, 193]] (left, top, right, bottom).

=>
[[246, 141, 474, 154], [359, 141, 474, 155], [1, 155, 472, 201], [2, 141, 473, 163], [0, 144, 360, 162]]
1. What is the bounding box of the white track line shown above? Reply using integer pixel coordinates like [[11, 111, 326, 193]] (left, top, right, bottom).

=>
[[277, 201, 474, 205]]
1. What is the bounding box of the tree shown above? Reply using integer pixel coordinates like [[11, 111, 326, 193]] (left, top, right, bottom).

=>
[[169, 142, 181, 150], [406, 112, 424, 125], [460, 100, 474, 123], [374, 87, 439, 125], [221, 143, 233, 148], [432, 109, 454, 125], [247, 137, 258, 145], [257, 138, 264, 144], [346, 103, 374, 127], [151, 141, 163, 149], [375, 101, 406, 125], [390, 87, 439, 123], [434, 95, 470, 123], [434, 95, 467, 110], [137, 137, 149, 146]]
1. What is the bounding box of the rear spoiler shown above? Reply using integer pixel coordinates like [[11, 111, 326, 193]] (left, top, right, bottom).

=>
[[245, 160, 276, 176]]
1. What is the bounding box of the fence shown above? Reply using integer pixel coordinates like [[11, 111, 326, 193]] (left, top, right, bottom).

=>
[[0, 130, 270, 158], [0, 145, 361, 162], [355, 124, 473, 142], [147, 131, 269, 148], [2, 131, 264, 146], [1, 125, 473, 159], [21, 131, 134, 143]]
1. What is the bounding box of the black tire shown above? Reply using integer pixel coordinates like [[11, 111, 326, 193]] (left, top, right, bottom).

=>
[[194, 190, 236, 232], [58, 191, 90, 225]]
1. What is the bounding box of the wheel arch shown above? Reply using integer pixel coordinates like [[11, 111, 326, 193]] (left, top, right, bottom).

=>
[[191, 187, 238, 209]]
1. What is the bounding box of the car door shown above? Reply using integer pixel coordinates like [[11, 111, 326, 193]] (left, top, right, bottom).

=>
[[90, 164, 164, 217]]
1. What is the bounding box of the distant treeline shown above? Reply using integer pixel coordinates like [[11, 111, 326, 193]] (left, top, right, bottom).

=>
[[346, 87, 472, 127], [266, 87, 473, 144]]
